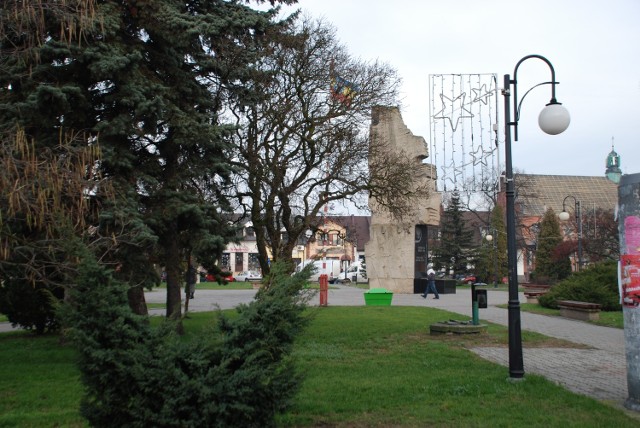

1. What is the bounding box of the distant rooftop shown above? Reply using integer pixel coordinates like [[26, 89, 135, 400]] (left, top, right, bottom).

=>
[[515, 174, 618, 217]]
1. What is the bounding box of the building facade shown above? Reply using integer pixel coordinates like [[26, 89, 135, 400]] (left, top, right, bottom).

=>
[[498, 172, 619, 282]]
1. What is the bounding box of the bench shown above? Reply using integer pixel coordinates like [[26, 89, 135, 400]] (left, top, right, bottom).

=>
[[557, 300, 602, 321], [524, 285, 550, 303]]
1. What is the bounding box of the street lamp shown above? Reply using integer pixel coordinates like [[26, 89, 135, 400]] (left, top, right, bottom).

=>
[[559, 196, 583, 271], [303, 229, 313, 264], [502, 55, 571, 380]]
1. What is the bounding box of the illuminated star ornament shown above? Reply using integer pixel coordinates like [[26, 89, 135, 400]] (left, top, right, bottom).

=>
[[471, 84, 494, 105], [429, 74, 500, 194], [433, 93, 474, 132]]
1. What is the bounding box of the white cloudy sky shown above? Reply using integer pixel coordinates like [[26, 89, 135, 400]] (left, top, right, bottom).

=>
[[280, 0, 639, 179]]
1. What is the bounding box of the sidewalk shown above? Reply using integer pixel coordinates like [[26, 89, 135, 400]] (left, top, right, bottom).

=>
[[1, 284, 631, 411]]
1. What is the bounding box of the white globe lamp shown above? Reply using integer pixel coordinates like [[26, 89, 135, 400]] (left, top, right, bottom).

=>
[[538, 102, 570, 135]]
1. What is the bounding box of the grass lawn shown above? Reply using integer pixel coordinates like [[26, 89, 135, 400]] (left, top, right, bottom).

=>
[[156, 281, 255, 290], [457, 283, 523, 292], [504, 303, 624, 329], [146, 302, 166, 310], [1, 307, 637, 427]]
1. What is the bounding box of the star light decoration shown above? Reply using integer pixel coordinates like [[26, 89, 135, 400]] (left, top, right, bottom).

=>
[[429, 74, 500, 194], [432, 93, 474, 132]]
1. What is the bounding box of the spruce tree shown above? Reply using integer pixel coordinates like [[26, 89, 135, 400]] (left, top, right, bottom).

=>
[[64, 253, 310, 427], [474, 204, 507, 284], [433, 191, 474, 275], [0, 1, 294, 322]]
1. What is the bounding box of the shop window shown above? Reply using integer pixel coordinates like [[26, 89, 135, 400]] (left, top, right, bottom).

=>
[[221, 253, 230, 271], [248, 253, 260, 271]]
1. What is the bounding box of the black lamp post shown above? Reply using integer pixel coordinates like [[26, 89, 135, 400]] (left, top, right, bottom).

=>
[[559, 196, 583, 271], [502, 55, 571, 380]]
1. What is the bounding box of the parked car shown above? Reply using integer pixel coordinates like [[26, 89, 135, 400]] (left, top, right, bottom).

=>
[[205, 272, 235, 282], [462, 275, 477, 284], [236, 270, 262, 282], [341, 261, 368, 283], [295, 260, 341, 283]]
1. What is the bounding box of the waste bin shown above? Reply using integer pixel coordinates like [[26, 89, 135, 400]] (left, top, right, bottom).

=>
[[364, 288, 393, 306], [475, 288, 488, 309]]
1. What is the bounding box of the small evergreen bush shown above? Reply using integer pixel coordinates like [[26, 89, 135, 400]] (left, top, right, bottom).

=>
[[0, 279, 63, 334], [538, 261, 620, 311], [63, 255, 311, 427]]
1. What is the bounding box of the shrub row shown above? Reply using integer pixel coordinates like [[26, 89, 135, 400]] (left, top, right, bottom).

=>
[[538, 261, 620, 311]]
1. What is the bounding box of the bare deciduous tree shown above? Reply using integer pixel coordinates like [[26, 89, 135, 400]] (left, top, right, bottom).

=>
[[227, 16, 427, 273]]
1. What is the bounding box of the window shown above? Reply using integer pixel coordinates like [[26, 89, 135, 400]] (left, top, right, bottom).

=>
[[221, 253, 230, 271], [248, 253, 260, 271]]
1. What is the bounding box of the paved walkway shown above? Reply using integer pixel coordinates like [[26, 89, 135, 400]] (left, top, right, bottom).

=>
[[1, 284, 634, 412]]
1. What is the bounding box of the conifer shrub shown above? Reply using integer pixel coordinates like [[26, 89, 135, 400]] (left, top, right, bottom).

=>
[[0, 279, 62, 334], [63, 256, 311, 427], [538, 261, 620, 311]]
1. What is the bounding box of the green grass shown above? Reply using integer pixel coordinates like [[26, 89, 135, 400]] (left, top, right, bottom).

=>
[[505, 303, 624, 329], [1, 307, 636, 427], [156, 281, 255, 290], [0, 314, 7, 322], [0, 332, 84, 427], [348, 282, 370, 289], [146, 302, 166, 310], [457, 283, 523, 292], [279, 306, 637, 426]]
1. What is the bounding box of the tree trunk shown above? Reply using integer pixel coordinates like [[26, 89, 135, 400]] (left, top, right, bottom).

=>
[[163, 229, 184, 333], [127, 286, 148, 316]]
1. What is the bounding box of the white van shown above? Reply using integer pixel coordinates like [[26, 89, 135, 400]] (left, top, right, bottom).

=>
[[342, 261, 368, 283], [296, 259, 342, 283]]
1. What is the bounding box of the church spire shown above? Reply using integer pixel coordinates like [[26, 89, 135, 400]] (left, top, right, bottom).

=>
[[606, 137, 621, 184]]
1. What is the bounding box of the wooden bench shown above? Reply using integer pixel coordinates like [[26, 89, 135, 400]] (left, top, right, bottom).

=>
[[557, 300, 602, 321], [524, 285, 550, 303]]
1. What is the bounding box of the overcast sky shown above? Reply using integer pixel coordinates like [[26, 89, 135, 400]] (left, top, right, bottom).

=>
[[280, 0, 639, 181]]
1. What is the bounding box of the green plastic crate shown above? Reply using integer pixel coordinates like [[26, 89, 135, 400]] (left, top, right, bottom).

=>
[[364, 288, 393, 306]]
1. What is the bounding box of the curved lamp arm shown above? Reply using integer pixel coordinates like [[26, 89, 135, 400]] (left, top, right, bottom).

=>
[[559, 195, 578, 221], [510, 54, 570, 140]]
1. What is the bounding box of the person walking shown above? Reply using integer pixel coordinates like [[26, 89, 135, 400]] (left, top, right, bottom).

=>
[[421, 268, 440, 299], [186, 264, 197, 299]]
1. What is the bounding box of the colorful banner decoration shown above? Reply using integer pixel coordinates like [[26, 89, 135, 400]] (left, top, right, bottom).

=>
[[330, 59, 359, 107], [331, 75, 359, 106]]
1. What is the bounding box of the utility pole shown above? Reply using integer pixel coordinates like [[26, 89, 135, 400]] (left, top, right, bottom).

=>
[[618, 173, 640, 412]]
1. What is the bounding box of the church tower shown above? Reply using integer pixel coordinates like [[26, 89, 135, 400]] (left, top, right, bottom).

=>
[[605, 139, 622, 184]]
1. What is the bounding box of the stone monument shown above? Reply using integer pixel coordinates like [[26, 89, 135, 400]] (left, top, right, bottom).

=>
[[365, 106, 441, 293]]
